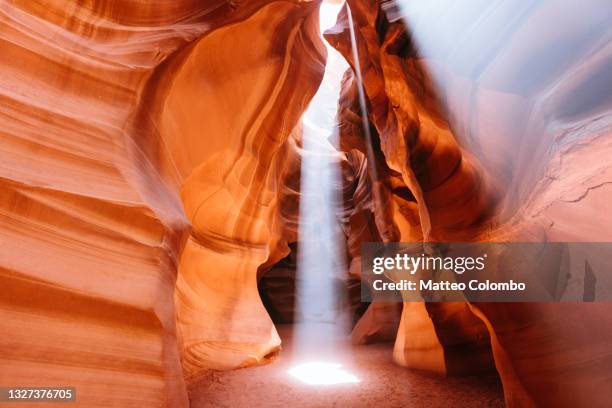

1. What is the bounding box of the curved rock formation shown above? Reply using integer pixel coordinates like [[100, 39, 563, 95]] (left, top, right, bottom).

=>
[[326, 0, 612, 406], [325, 0, 497, 378], [1, 0, 610, 406], [0, 1, 200, 405], [158, 2, 326, 378], [0, 0, 325, 404]]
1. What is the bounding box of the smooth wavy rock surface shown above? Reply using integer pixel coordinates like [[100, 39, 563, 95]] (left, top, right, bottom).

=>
[[0, 0, 325, 405], [327, 0, 612, 406], [1, 0, 610, 406], [167, 4, 325, 379]]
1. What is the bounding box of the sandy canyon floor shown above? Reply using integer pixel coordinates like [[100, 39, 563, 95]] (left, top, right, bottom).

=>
[[189, 324, 504, 407]]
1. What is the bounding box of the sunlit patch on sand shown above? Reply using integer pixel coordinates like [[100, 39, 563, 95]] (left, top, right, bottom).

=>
[[288, 362, 360, 385]]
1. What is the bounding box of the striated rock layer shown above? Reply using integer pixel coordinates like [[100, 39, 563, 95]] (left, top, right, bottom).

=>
[[327, 0, 612, 406], [166, 3, 326, 378], [1, 0, 611, 406], [326, 0, 497, 377], [0, 0, 325, 405], [0, 1, 195, 406]]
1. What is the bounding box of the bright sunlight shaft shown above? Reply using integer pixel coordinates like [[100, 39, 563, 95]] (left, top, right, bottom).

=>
[[290, 0, 357, 386]]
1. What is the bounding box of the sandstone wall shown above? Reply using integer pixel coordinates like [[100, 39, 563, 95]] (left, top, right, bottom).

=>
[[327, 1, 612, 406], [0, 0, 325, 405]]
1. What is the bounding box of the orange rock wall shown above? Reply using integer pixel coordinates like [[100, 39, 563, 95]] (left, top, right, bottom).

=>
[[327, 0, 612, 406], [165, 3, 326, 377], [0, 0, 325, 405], [1, 0, 611, 406]]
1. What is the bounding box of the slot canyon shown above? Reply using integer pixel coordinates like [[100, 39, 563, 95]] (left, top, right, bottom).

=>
[[0, 0, 611, 407]]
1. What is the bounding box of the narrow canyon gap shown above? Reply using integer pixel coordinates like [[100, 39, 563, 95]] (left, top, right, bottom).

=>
[[0, 1, 610, 407]]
